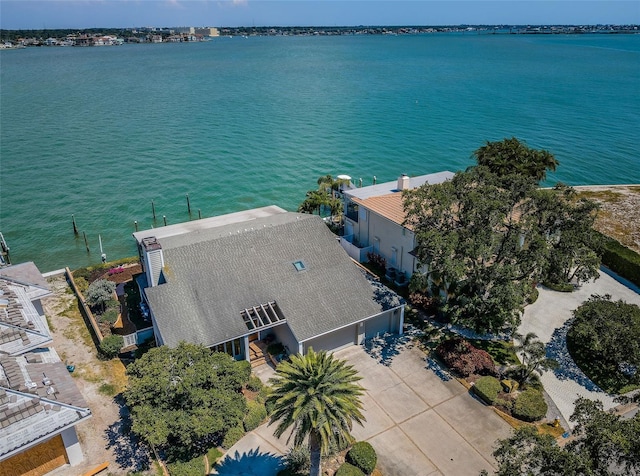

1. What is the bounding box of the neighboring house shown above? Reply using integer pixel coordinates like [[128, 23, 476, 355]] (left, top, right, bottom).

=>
[[341, 171, 455, 281], [0, 263, 91, 476], [133, 206, 404, 362]]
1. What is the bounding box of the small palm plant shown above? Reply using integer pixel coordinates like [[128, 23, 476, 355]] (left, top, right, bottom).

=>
[[267, 348, 365, 476], [513, 332, 558, 386]]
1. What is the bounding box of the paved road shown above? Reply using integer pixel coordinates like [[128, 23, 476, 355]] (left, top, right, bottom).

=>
[[215, 341, 512, 475], [520, 270, 640, 428]]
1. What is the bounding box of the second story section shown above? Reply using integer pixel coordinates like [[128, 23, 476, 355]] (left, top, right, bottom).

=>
[[341, 171, 455, 281]]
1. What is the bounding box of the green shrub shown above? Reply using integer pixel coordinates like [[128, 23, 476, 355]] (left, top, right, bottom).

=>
[[222, 424, 245, 449], [86, 279, 116, 310], [542, 281, 574, 292], [527, 287, 539, 304], [473, 376, 502, 405], [284, 445, 310, 474], [101, 308, 119, 325], [207, 447, 223, 465], [99, 335, 123, 358], [166, 455, 205, 476], [335, 462, 365, 476], [243, 400, 267, 431], [346, 442, 377, 475], [247, 374, 263, 392], [74, 276, 89, 293], [600, 234, 640, 287], [495, 394, 514, 411], [513, 389, 547, 422]]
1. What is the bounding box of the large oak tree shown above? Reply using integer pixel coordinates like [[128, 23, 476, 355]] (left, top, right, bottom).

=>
[[124, 342, 250, 459], [404, 139, 600, 334], [491, 398, 640, 475]]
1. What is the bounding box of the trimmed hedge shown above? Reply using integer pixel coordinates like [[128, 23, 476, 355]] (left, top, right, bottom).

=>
[[526, 287, 539, 304], [600, 234, 640, 288], [335, 462, 365, 476], [243, 400, 267, 431], [513, 389, 547, 422], [222, 424, 245, 449], [542, 281, 574, 292], [473, 376, 502, 405], [346, 442, 377, 475]]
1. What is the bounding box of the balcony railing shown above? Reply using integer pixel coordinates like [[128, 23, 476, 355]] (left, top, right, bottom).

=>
[[340, 235, 372, 263]]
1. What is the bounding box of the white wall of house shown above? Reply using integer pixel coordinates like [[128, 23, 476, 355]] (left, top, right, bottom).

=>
[[304, 325, 358, 354], [61, 427, 83, 466], [346, 207, 417, 278]]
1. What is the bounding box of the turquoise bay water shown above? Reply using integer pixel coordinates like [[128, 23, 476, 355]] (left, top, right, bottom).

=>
[[1, 34, 639, 271]]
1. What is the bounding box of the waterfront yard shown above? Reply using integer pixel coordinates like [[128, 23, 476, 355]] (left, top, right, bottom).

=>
[[43, 275, 155, 476]]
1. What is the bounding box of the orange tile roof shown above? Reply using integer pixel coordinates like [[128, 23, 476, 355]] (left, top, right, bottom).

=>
[[352, 193, 412, 229]]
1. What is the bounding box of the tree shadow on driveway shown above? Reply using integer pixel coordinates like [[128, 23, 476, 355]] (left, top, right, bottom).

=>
[[212, 448, 284, 476], [105, 394, 152, 473], [363, 326, 420, 366], [547, 320, 606, 393]]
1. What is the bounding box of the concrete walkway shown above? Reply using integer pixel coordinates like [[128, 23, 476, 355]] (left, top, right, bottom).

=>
[[215, 341, 512, 475], [520, 270, 640, 428]]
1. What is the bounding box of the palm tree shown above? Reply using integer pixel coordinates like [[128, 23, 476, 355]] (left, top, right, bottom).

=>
[[513, 332, 558, 385], [267, 348, 365, 476]]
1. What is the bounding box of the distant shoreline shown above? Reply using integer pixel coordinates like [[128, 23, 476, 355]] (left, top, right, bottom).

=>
[[1, 24, 638, 47]]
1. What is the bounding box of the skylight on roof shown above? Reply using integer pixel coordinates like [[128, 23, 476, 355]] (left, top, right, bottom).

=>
[[293, 260, 306, 272]]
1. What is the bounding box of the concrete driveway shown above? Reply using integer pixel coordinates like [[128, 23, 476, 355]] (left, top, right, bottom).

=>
[[216, 340, 512, 476], [520, 269, 640, 428]]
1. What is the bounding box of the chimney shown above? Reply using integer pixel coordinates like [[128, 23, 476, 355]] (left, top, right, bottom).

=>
[[397, 174, 410, 191], [141, 236, 164, 287]]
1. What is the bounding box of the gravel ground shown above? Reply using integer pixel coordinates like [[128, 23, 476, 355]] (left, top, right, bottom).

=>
[[43, 275, 152, 476]]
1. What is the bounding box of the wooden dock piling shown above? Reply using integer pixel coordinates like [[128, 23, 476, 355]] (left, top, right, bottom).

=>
[[186, 193, 191, 214], [83, 231, 90, 252], [72, 214, 78, 235]]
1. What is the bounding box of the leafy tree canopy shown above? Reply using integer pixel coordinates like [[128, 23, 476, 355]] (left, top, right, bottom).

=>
[[473, 137, 558, 182], [405, 142, 600, 334], [124, 342, 250, 459], [85, 279, 116, 310], [492, 397, 640, 475], [567, 295, 640, 393], [405, 167, 543, 333]]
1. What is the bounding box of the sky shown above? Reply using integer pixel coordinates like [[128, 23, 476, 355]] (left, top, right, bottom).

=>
[[1, 1, 639, 30]]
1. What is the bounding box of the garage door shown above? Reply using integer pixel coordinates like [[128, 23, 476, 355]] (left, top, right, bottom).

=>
[[305, 325, 357, 353], [365, 313, 393, 339]]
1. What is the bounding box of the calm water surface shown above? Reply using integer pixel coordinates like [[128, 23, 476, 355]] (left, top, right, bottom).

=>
[[1, 33, 639, 271]]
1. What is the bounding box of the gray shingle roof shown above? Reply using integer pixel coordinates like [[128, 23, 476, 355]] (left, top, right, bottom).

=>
[[145, 213, 385, 347]]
